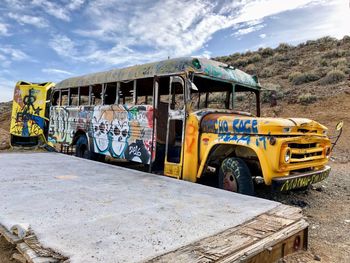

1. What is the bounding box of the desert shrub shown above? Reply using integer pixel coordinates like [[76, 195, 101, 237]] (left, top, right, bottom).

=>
[[319, 58, 329, 67], [245, 64, 256, 74], [261, 83, 284, 103], [233, 57, 250, 67], [273, 53, 289, 62], [259, 47, 274, 57], [288, 71, 320, 85], [297, 93, 317, 105], [337, 66, 350, 74], [322, 49, 347, 59], [331, 58, 347, 67], [289, 60, 299, 67], [342, 35, 350, 43], [276, 43, 293, 52], [259, 66, 276, 78], [320, 69, 346, 85], [249, 54, 262, 63], [305, 40, 317, 46], [245, 51, 252, 57], [316, 36, 337, 45]]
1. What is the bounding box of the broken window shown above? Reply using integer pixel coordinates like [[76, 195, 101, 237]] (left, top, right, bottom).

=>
[[70, 88, 79, 106], [104, 83, 117, 105], [91, 85, 102, 105], [119, 81, 134, 105], [80, 87, 90, 106]]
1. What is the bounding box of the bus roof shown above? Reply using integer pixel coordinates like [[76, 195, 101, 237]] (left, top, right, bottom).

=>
[[16, 81, 55, 91], [55, 57, 261, 90]]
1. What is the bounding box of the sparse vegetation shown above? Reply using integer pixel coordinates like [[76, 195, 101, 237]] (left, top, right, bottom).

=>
[[320, 69, 346, 85], [261, 83, 284, 103], [216, 35, 349, 107], [297, 93, 317, 105], [288, 71, 320, 85]]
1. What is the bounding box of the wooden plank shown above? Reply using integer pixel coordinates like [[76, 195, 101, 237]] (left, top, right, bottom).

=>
[[149, 205, 308, 263], [0, 224, 22, 244], [17, 242, 60, 263]]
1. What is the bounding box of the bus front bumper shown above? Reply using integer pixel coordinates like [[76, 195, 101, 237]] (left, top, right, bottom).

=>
[[272, 166, 331, 191]]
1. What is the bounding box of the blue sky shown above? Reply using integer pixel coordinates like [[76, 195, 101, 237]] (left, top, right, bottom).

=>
[[0, 0, 349, 102]]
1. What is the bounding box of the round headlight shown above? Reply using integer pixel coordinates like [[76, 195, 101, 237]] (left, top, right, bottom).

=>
[[284, 148, 291, 163]]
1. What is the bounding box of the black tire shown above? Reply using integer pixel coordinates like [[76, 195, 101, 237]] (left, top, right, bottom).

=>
[[75, 136, 105, 162], [218, 157, 254, 195]]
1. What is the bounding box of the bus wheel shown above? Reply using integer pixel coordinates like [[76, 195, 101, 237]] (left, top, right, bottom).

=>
[[218, 157, 254, 195], [75, 136, 91, 159], [75, 136, 106, 161]]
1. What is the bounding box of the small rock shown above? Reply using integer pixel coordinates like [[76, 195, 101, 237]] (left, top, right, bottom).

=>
[[314, 254, 321, 261], [315, 186, 323, 192], [290, 200, 308, 208], [345, 220, 350, 223]]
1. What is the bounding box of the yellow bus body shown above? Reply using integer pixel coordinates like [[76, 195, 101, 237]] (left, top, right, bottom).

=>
[[10, 81, 55, 147]]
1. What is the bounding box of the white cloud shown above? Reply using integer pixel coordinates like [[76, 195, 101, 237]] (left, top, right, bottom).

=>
[[233, 0, 317, 23], [0, 47, 30, 62], [69, 0, 322, 66], [8, 13, 48, 28], [42, 68, 73, 76], [31, 0, 85, 21], [259, 33, 267, 39], [49, 34, 78, 58], [0, 77, 15, 102], [0, 23, 10, 36], [233, 23, 265, 37]]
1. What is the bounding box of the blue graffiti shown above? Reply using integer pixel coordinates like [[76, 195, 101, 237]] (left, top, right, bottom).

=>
[[219, 133, 267, 150], [232, 119, 258, 133]]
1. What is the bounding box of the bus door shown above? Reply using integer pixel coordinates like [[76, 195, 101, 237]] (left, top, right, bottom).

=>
[[163, 76, 186, 179]]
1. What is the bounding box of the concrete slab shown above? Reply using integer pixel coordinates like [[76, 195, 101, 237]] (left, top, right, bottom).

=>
[[0, 153, 280, 262]]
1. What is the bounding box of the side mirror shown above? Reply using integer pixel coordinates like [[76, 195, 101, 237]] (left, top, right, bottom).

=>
[[336, 121, 343, 131], [331, 120, 344, 151], [190, 81, 198, 91]]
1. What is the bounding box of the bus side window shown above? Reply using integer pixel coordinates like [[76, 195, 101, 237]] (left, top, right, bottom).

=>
[[91, 85, 102, 105], [80, 87, 90, 106], [61, 90, 69, 106], [52, 91, 59, 106], [171, 81, 184, 110], [104, 83, 117, 105], [70, 88, 79, 106], [136, 78, 153, 105], [119, 81, 134, 105]]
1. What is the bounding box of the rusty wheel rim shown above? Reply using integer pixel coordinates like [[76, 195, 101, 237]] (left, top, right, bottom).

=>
[[223, 171, 238, 192]]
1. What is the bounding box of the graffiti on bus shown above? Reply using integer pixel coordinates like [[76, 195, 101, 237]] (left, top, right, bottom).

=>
[[11, 87, 46, 137], [49, 104, 155, 164]]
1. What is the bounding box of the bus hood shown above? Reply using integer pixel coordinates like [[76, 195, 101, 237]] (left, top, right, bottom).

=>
[[200, 113, 328, 136]]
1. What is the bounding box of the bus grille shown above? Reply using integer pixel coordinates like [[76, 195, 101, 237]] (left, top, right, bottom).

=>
[[288, 143, 324, 163]]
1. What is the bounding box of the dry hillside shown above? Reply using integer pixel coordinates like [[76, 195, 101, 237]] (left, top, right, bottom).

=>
[[217, 35, 350, 161], [0, 101, 12, 150]]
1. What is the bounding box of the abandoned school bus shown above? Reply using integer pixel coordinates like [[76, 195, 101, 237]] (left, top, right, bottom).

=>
[[10, 81, 54, 147], [49, 57, 331, 194]]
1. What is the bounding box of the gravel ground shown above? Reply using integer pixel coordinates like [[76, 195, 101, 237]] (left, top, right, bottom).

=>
[[260, 160, 350, 263]]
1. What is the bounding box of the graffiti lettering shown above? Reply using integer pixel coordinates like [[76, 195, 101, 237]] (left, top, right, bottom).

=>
[[232, 119, 258, 134], [280, 170, 330, 191], [219, 134, 267, 150]]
